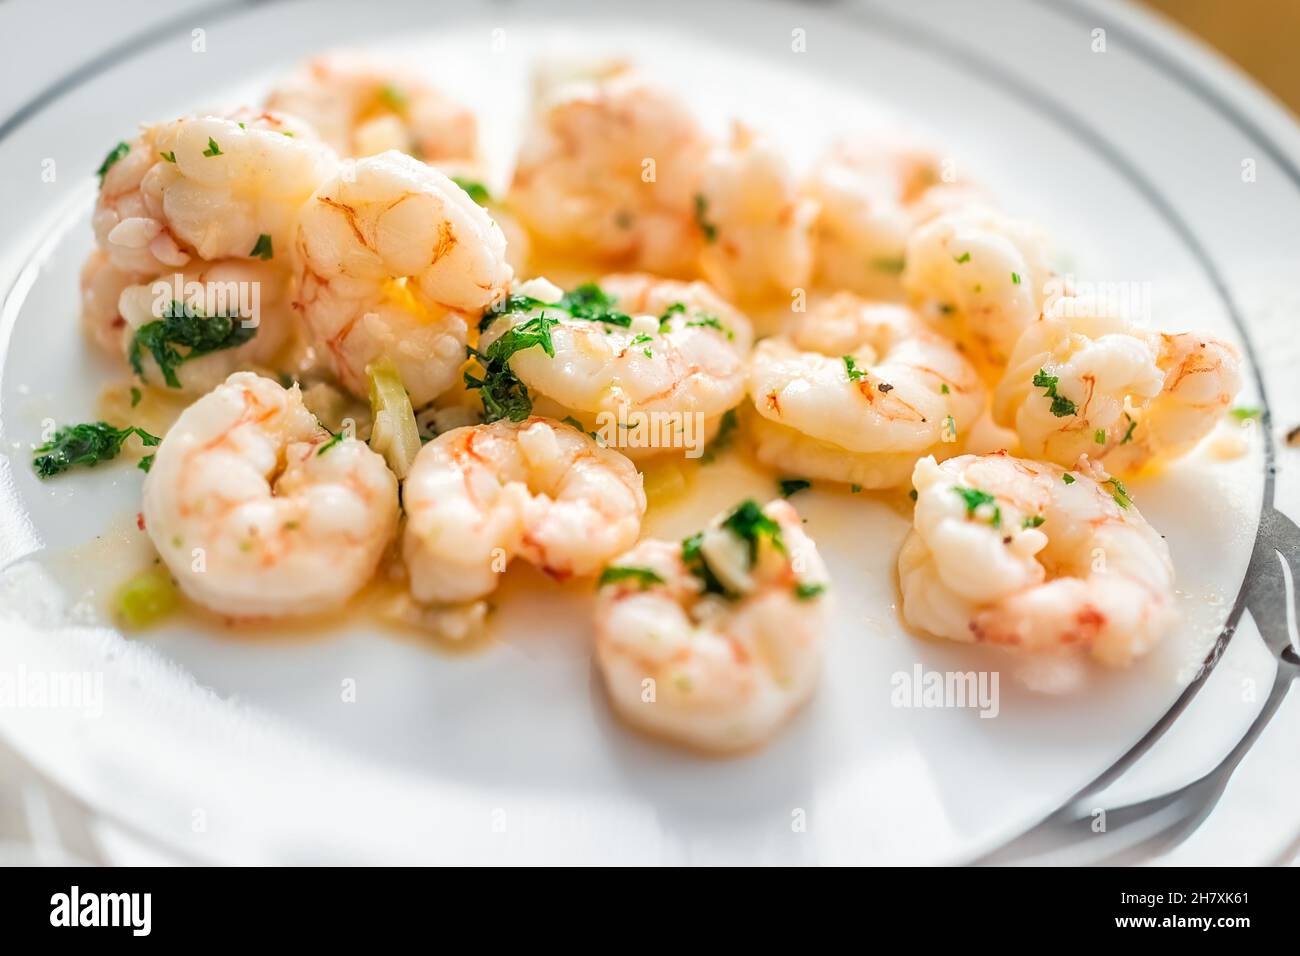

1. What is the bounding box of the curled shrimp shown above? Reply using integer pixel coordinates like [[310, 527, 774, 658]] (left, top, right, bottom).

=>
[[695, 122, 815, 303], [804, 134, 985, 299], [117, 259, 297, 394], [747, 292, 985, 488], [992, 295, 1243, 473], [265, 53, 478, 162], [902, 207, 1055, 367], [476, 274, 753, 458], [594, 498, 830, 752], [142, 372, 398, 618], [508, 66, 712, 275], [898, 452, 1176, 667], [402, 417, 646, 604], [93, 110, 336, 277], [294, 150, 512, 406], [79, 250, 136, 354]]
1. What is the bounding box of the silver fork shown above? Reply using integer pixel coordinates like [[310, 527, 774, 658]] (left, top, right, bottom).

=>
[[974, 505, 1300, 866]]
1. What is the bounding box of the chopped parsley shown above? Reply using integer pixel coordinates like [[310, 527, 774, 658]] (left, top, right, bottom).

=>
[[1106, 477, 1132, 509], [953, 485, 1001, 528], [1230, 406, 1262, 422], [316, 430, 345, 456], [681, 500, 785, 599], [96, 142, 130, 185], [598, 565, 665, 589], [941, 383, 950, 394], [478, 293, 549, 332], [687, 315, 734, 339], [794, 582, 825, 601], [1011, 271, 1021, 285], [1022, 515, 1046, 529], [128, 300, 257, 388], [558, 283, 633, 326], [681, 531, 727, 597], [693, 193, 718, 242], [1121, 415, 1137, 444], [464, 313, 556, 422], [159, 150, 176, 164], [851, 484, 863, 494], [844, 355, 866, 382], [1095, 428, 1106, 445], [952, 251, 971, 264], [700, 407, 738, 464], [658, 302, 686, 329], [378, 85, 409, 114], [451, 176, 491, 205], [32, 422, 160, 478], [1032, 369, 1077, 417], [249, 233, 273, 260], [778, 478, 811, 498], [721, 499, 786, 565], [202, 137, 222, 157], [130, 386, 142, 408], [1062, 472, 1076, 485]]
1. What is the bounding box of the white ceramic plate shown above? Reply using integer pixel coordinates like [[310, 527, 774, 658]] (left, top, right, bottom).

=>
[[1, 0, 1297, 864]]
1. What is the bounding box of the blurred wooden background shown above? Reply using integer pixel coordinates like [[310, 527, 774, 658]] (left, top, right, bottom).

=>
[[1144, 0, 1300, 115]]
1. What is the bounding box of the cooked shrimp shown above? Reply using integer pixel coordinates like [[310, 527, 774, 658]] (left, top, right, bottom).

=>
[[294, 150, 512, 406], [993, 295, 1243, 473], [805, 134, 984, 299], [508, 67, 712, 275], [265, 53, 478, 161], [902, 207, 1055, 367], [142, 372, 398, 618], [476, 274, 752, 457], [93, 110, 336, 277], [594, 498, 829, 752], [747, 292, 984, 488], [695, 122, 815, 302], [403, 417, 646, 603], [79, 250, 136, 354], [898, 452, 1176, 667], [116, 259, 296, 394]]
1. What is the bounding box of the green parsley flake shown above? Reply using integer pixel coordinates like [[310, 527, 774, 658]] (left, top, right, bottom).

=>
[[96, 142, 130, 184], [778, 478, 811, 498], [700, 407, 738, 464], [953, 485, 1001, 527], [464, 313, 556, 422], [794, 582, 825, 601], [451, 176, 491, 205], [694, 193, 718, 242], [1121, 415, 1137, 444], [202, 137, 223, 157], [250, 233, 273, 260], [32, 421, 160, 479], [129, 300, 257, 388], [599, 565, 665, 589], [1032, 369, 1077, 417], [1106, 477, 1132, 509]]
